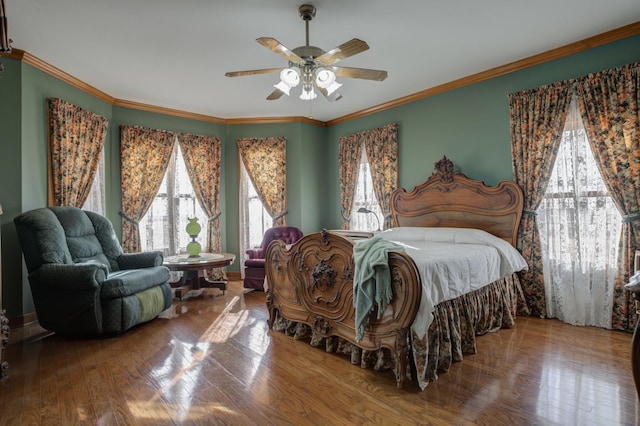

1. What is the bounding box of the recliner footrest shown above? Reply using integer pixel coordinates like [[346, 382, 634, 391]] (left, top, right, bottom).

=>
[[101, 266, 170, 299]]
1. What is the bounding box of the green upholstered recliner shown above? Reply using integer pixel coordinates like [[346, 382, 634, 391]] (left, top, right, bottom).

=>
[[14, 206, 172, 335]]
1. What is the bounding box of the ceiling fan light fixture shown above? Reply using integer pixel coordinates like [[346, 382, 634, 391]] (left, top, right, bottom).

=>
[[280, 67, 301, 87], [300, 86, 317, 100], [274, 80, 292, 96], [325, 81, 342, 96], [314, 67, 336, 88], [225, 4, 387, 103]]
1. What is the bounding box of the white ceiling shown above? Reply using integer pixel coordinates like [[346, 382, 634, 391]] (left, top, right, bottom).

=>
[[5, 0, 640, 122]]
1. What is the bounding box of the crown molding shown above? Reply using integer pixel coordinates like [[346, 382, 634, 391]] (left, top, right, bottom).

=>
[[2, 21, 639, 127], [1, 48, 116, 104], [225, 116, 327, 127], [325, 20, 640, 126], [112, 99, 226, 124]]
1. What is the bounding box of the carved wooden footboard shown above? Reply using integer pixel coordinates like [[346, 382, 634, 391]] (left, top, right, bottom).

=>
[[265, 229, 421, 388]]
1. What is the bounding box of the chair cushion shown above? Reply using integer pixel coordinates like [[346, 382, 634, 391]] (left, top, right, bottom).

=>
[[52, 207, 118, 271], [101, 266, 170, 299], [260, 226, 303, 250], [13, 207, 74, 272], [245, 259, 265, 268]]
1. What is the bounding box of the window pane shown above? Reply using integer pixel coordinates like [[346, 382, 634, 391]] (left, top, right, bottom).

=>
[[140, 141, 208, 256], [82, 148, 105, 216], [247, 179, 272, 248], [350, 148, 382, 231], [238, 159, 273, 275]]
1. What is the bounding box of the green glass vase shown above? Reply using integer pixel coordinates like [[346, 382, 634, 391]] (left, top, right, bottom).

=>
[[185, 217, 201, 236], [185, 218, 202, 257], [186, 240, 202, 257]]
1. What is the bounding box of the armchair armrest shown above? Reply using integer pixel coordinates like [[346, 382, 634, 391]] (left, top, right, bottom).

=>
[[29, 263, 108, 291], [246, 248, 265, 259], [28, 263, 107, 334], [117, 251, 164, 269]]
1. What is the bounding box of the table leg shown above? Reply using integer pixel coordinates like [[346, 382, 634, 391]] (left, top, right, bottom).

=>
[[171, 270, 199, 300], [171, 270, 227, 299], [199, 277, 227, 295]]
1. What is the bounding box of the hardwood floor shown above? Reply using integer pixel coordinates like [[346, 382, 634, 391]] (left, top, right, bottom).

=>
[[1, 280, 639, 425]]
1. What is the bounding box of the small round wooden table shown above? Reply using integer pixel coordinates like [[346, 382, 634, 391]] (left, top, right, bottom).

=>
[[163, 252, 235, 300]]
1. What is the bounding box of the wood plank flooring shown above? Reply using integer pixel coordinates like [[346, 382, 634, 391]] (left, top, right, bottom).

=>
[[1, 280, 639, 425]]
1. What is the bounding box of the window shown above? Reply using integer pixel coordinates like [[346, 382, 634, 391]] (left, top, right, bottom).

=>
[[350, 148, 382, 231], [81, 148, 105, 216], [139, 140, 207, 256], [239, 160, 272, 269], [537, 97, 621, 328]]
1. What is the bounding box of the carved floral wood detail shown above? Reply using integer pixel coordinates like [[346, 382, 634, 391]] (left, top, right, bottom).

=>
[[433, 155, 455, 183], [311, 259, 337, 292]]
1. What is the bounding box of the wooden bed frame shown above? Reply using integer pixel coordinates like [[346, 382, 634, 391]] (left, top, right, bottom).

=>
[[265, 157, 523, 389]]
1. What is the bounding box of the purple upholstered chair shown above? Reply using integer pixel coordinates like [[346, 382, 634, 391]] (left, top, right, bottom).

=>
[[244, 226, 303, 290]]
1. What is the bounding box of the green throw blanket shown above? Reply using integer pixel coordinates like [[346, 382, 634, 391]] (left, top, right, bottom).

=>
[[353, 236, 405, 342]]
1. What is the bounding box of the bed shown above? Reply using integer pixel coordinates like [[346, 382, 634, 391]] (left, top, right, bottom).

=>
[[265, 156, 527, 389]]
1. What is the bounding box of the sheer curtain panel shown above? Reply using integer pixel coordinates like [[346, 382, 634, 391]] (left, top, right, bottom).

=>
[[538, 97, 621, 327]]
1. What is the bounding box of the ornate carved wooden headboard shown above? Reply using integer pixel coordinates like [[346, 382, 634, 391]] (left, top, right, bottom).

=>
[[390, 156, 523, 246]]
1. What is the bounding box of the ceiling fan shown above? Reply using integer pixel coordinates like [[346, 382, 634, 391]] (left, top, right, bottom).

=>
[[225, 4, 388, 102]]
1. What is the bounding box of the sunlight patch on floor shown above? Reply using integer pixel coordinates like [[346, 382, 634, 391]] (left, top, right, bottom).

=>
[[127, 400, 238, 421]]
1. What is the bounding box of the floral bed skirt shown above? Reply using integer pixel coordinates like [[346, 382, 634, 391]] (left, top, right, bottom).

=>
[[271, 273, 526, 390]]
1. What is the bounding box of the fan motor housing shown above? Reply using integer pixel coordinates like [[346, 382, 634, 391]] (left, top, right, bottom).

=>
[[292, 45, 325, 61], [299, 4, 316, 21]]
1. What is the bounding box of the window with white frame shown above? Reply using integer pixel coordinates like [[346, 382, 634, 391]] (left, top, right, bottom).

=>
[[139, 140, 208, 256], [239, 160, 273, 267], [350, 148, 383, 231]]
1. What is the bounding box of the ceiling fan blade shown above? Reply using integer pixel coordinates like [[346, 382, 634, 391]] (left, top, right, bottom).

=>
[[333, 66, 388, 81], [225, 68, 283, 78], [317, 86, 342, 102], [314, 39, 369, 66], [256, 37, 305, 65], [266, 87, 286, 101]]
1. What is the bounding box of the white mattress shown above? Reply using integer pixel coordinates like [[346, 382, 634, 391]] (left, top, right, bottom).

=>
[[377, 227, 528, 338]]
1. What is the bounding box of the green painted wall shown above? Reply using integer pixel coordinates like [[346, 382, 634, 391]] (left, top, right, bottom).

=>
[[0, 58, 22, 321], [0, 33, 639, 320], [298, 124, 329, 230]]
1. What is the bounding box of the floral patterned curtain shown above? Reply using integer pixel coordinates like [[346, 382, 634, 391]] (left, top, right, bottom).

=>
[[120, 125, 176, 253], [575, 63, 640, 331], [362, 123, 399, 230], [508, 82, 572, 317], [178, 133, 225, 280], [0, 0, 10, 54], [237, 137, 287, 226], [338, 134, 364, 229], [48, 98, 108, 207]]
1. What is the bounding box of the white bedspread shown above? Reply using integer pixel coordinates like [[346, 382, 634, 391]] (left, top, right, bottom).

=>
[[377, 227, 528, 338]]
